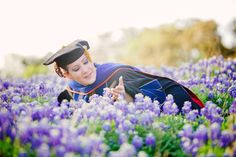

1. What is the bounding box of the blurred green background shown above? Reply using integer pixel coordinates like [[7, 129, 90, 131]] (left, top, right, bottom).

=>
[[1, 19, 236, 78]]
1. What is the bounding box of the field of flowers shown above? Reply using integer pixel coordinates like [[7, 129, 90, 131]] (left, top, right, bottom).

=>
[[0, 56, 235, 157]]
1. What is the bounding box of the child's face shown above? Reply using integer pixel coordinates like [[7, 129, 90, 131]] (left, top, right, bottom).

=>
[[64, 54, 96, 86]]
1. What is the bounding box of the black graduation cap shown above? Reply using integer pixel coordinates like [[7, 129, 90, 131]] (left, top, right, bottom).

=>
[[43, 39, 90, 68]]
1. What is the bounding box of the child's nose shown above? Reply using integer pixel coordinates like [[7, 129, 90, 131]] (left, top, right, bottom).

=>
[[81, 65, 88, 74]]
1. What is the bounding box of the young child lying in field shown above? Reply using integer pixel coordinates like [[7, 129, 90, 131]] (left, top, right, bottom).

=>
[[43, 39, 204, 110]]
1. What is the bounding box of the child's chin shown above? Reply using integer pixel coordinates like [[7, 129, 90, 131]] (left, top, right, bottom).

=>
[[87, 79, 96, 85]]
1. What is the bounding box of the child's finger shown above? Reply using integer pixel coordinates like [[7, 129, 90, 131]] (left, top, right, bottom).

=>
[[118, 76, 124, 86], [111, 88, 121, 95]]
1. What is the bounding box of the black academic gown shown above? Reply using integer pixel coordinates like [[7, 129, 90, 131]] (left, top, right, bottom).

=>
[[58, 64, 204, 111]]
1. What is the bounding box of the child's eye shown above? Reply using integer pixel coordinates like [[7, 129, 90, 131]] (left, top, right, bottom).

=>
[[84, 60, 89, 64], [72, 67, 80, 72]]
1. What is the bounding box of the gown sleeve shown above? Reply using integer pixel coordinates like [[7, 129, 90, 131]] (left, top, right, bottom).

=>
[[106, 68, 203, 110], [57, 90, 73, 104], [105, 68, 156, 98]]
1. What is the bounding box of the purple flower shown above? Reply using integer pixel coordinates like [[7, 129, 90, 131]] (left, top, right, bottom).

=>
[[219, 130, 234, 147], [194, 125, 208, 143], [179, 124, 193, 138], [181, 137, 192, 155], [102, 121, 111, 132], [49, 128, 62, 146], [18, 152, 28, 157], [200, 101, 223, 124], [1, 93, 8, 102], [129, 115, 138, 124], [228, 85, 236, 98], [31, 137, 43, 149], [118, 133, 128, 144], [210, 122, 221, 141], [77, 124, 88, 135], [122, 120, 133, 132], [153, 100, 160, 116], [3, 81, 10, 89], [208, 91, 214, 99], [65, 136, 83, 153], [191, 138, 201, 156], [134, 93, 145, 103], [145, 133, 156, 147], [139, 112, 154, 126], [0, 111, 15, 141], [132, 135, 143, 149], [163, 95, 179, 115], [186, 110, 199, 121], [11, 95, 21, 104], [36, 143, 50, 157], [55, 145, 66, 157], [182, 101, 192, 114], [31, 108, 44, 121], [229, 100, 236, 114]]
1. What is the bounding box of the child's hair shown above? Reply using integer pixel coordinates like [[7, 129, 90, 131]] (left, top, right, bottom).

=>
[[54, 49, 92, 78], [54, 62, 65, 77], [84, 49, 92, 62]]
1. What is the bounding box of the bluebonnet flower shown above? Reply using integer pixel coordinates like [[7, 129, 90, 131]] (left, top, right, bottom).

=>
[[118, 133, 128, 144], [201, 101, 223, 124], [152, 122, 169, 132], [139, 111, 154, 126], [179, 124, 201, 156], [132, 135, 143, 149], [1, 93, 8, 102], [186, 109, 199, 121], [229, 99, 236, 114], [1, 56, 235, 157], [162, 94, 179, 115], [228, 84, 236, 98], [181, 137, 192, 155], [182, 101, 192, 114], [208, 91, 214, 99], [179, 124, 193, 138], [102, 121, 111, 132], [49, 128, 62, 146], [76, 124, 88, 135], [153, 100, 161, 116], [55, 145, 66, 157], [18, 152, 28, 157], [31, 107, 45, 121], [134, 93, 145, 103], [191, 138, 201, 156], [0, 110, 15, 140], [36, 143, 50, 157], [145, 133, 156, 147], [127, 103, 136, 114], [194, 125, 208, 143], [3, 81, 10, 89], [99, 109, 111, 121], [210, 122, 221, 141], [127, 114, 138, 125], [65, 136, 82, 153], [122, 119, 133, 132], [32, 135, 45, 149], [219, 130, 234, 147]]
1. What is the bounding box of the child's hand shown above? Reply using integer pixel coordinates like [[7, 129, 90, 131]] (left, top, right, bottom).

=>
[[110, 76, 125, 100]]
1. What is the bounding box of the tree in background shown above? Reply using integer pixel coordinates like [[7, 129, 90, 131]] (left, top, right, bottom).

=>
[[122, 19, 236, 67]]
